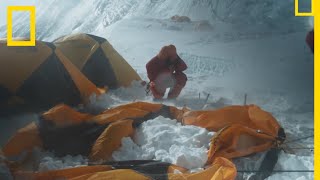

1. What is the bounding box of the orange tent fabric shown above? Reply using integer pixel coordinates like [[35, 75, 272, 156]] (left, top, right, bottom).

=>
[[181, 105, 283, 162], [89, 120, 134, 161], [2, 122, 42, 157], [12, 157, 236, 180], [14, 165, 113, 180], [2, 102, 284, 180], [42, 104, 93, 127], [182, 105, 280, 135]]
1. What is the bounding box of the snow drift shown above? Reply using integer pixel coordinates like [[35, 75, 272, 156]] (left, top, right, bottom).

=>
[[112, 116, 214, 170]]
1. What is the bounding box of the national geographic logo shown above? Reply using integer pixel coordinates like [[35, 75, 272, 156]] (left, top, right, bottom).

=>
[[6, 6, 35, 47], [295, 0, 314, 16]]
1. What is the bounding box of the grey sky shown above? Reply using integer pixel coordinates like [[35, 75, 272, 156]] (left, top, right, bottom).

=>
[[0, 0, 36, 25]]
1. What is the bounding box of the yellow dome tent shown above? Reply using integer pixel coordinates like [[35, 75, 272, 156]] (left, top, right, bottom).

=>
[[53, 34, 141, 89], [0, 39, 100, 112], [2, 102, 285, 180], [0, 34, 142, 113]]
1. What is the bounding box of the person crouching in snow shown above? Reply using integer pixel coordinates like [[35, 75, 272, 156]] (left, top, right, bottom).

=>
[[146, 45, 187, 100]]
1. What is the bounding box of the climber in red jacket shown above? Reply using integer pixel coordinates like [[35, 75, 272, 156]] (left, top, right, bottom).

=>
[[146, 45, 187, 100]]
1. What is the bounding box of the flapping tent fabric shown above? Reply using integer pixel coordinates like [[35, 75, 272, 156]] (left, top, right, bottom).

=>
[[182, 105, 285, 162], [0, 39, 100, 111], [2, 102, 285, 180], [53, 33, 141, 88], [2, 122, 42, 157], [182, 105, 281, 134], [13, 158, 236, 180]]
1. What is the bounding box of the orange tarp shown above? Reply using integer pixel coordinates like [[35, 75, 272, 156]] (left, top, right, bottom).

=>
[[2, 122, 42, 157], [2, 102, 283, 180]]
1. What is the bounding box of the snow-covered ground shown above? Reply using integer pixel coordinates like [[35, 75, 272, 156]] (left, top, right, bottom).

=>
[[38, 153, 88, 172], [112, 116, 214, 171], [0, 0, 314, 179]]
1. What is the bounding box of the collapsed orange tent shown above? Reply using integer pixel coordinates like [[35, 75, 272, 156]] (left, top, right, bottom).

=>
[[1, 102, 285, 180]]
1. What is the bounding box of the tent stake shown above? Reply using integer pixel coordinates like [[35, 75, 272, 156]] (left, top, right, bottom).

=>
[[201, 93, 210, 109], [244, 93, 247, 105], [205, 93, 210, 104]]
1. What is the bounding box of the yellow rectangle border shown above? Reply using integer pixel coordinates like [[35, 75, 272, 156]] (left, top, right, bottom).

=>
[[7, 6, 36, 46], [295, 0, 314, 16], [315, 0, 319, 179]]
